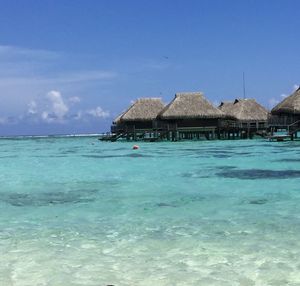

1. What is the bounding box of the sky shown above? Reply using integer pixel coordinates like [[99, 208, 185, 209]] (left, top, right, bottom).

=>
[[0, 0, 300, 135]]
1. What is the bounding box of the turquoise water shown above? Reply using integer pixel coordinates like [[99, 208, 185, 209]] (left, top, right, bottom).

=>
[[1, 137, 300, 286]]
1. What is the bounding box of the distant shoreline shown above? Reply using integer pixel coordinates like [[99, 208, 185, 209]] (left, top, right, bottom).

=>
[[0, 133, 104, 139]]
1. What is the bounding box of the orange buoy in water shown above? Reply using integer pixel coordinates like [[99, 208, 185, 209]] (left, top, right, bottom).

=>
[[132, 145, 139, 150]]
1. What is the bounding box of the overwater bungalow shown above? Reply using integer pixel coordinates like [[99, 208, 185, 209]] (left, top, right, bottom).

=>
[[110, 98, 165, 140], [111, 112, 124, 133], [158, 92, 227, 140], [104, 92, 273, 142], [219, 99, 269, 138], [269, 87, 300, 137]]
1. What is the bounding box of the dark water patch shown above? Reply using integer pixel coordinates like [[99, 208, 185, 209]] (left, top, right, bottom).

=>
[[213, 154, 232, 158], [60, 150, 78, 154], [248, 198, 268, 205], [215, 166, 237, 170], [1, 189, 98, 207], [236, 152, 252, 155], [0, 155, 18, 159], [218, 169, 300, 180], [156, 202, 177, 208], [32, 155, 68, 158], [273, 158, 300, 163], [270, 150, 288, 154], [127, 153, 152, 158], [207, 150, 235, 154], [82, 153, 153, 159]]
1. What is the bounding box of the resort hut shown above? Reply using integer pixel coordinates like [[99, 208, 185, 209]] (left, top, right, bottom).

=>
[[118, 98, 165, 140], [158, 92, 226, 140], [269, 86, 300, 136], [271, 87, 300, 125], [219, 98, 268, 139], [219, 98, 268, 130], [110, 112, 125, 133]]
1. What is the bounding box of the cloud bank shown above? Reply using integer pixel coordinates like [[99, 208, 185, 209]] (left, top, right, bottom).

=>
[[28, 90, 110, 124], [0, 44, 115, 134]]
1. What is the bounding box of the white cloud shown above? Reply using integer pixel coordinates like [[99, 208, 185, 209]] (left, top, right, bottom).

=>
[[0, 44, 118, 119], [41, 111, 50, 121], [0, 45, 59, 61], [47, 91, 69, 117], [293, 84, 299, 91], [68, 96, 81, 104], [0, 70, 117, 87], [41, 90, 69, 122], [27, 100, 37, 114], [87, 106, 110, 118], [280, 94, 287, 98], [18, 91, 110, 125]]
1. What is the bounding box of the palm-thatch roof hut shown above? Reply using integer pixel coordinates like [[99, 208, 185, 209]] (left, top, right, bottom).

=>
[[269, 86, 300, 130], [113, 112, 124, 125], [271, 87, 300, 115], [157, 92, 226, 140], [111, 98, 165, 139], [159, 92, 225, 120], [121, 98, 165, 122], [109, 98, 165, 140], [219, 99, 268, 122]]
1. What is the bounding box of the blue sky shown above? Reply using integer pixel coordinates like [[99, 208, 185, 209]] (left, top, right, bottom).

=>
[[0, 0, 300, 135]]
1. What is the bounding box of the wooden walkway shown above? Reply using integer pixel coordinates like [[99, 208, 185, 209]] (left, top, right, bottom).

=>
[[267, 134, 291, 142]]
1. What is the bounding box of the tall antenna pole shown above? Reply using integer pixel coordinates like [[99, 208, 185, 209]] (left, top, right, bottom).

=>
[[243, 72, 246, 99]]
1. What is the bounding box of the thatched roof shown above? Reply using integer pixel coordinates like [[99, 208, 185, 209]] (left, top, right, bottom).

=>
[[159, 92, 226, 119], [219, 99, 268, 121], [113, 112, 124, 124], [271, 87, 300, 115], [120, 98, 165, 122]]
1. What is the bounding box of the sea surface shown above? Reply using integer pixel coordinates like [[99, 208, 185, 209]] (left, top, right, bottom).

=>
[[1, 137, 300, 286]]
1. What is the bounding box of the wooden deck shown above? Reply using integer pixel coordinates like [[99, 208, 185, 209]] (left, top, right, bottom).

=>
[[267, 134, 291, 142]]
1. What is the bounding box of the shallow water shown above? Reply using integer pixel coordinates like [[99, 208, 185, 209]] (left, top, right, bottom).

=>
[[1, 137, 300, 285]]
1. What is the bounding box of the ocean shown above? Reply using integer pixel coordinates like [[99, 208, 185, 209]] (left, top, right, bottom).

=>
[[1, 137, 300, 286]]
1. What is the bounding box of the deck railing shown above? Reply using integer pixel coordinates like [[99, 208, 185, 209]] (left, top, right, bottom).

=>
[[288, 119, 300, 133], [268, 115, 296, 126], [219, 120, 267, 129]]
